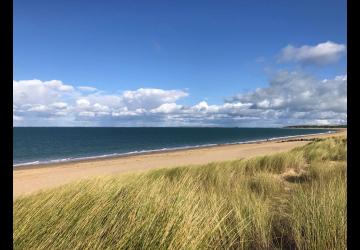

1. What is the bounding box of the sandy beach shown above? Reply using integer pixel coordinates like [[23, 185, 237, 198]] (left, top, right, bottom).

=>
[[13, 129, 346, 198]]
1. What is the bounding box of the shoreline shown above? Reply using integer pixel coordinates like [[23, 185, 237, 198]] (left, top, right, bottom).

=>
[[13, 129, 346, 198], [13, 130, 338, 169]]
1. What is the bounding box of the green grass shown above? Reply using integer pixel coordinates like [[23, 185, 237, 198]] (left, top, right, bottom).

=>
[[13, 136, 347, 249]]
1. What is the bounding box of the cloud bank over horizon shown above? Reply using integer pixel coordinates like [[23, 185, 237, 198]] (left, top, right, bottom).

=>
[[13, 72, 347, 127], [13, 41, 347, 127]]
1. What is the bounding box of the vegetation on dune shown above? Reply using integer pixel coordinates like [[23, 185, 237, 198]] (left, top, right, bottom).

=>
[[13, 136, 347, 249]]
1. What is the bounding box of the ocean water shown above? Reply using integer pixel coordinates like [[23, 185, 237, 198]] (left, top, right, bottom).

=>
[[13, 127, 332, 166]]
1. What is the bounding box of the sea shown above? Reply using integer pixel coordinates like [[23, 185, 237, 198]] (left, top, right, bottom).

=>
[[13, 127, 333, 167]]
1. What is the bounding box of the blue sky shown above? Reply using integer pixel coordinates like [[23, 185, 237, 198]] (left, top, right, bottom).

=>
[[13, 0, 347, 126]]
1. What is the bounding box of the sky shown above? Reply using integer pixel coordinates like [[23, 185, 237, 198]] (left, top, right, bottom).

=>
[[13, 0, 347, 127]]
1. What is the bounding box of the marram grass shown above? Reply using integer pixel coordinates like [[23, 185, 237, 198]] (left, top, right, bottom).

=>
[[14, 136, 347, 249]]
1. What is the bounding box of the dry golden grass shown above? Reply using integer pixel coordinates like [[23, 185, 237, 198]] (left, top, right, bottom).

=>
[[13, 136, 347, 249]]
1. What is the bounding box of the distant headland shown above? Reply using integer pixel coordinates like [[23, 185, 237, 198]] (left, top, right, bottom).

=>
[[284, 124, 347, 129]]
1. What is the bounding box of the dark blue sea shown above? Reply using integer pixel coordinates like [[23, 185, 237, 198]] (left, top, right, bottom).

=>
[[13, 127, 333, 166]]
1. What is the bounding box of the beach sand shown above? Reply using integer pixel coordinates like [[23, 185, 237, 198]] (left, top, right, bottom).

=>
[[13, 129, 346, 198]]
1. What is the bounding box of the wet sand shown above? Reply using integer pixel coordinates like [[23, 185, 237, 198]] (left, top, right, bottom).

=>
[[13, 129, 346, 198]]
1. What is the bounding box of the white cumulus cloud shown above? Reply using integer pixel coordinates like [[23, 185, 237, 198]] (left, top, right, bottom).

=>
[[76, 99, 91, 107], [150, 103, 183, 114], [121, 88, 188, 110], [278, 41, 346, 65], [13, 79, 75, 107]]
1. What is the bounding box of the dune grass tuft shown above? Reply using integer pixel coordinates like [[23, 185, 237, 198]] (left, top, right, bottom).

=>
[[14, 136, 347, 249]]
